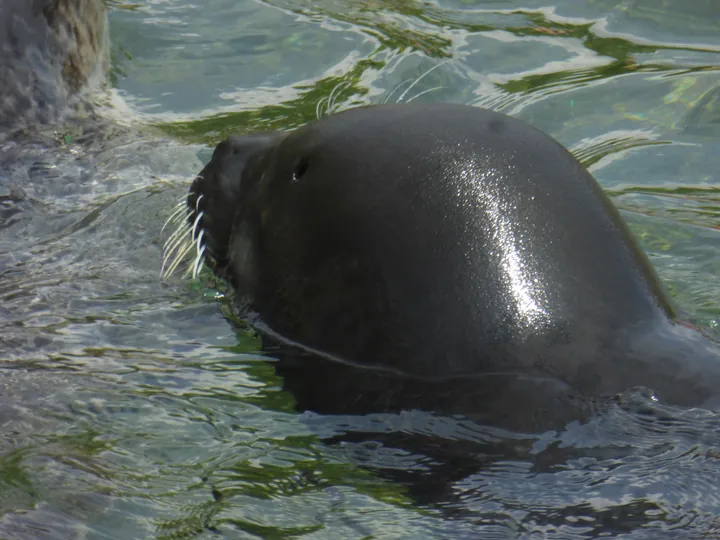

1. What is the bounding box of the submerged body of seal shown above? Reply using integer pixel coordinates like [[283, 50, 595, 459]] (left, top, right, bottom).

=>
[[177, 103, 720, 426]]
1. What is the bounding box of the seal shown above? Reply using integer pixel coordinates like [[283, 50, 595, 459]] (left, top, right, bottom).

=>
[[0, 0, 109, 134], [174, 102, 720, 423]]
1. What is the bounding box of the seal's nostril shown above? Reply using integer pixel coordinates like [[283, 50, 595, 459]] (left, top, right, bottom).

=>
[[292, 158, 309, 183], [190, 174, 203, 191]]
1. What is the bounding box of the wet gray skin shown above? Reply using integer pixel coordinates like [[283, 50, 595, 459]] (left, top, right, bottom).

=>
[[188, 103, 720, 431]]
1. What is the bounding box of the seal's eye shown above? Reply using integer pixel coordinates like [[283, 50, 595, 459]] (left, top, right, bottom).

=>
[[292, 158, 309, 183]]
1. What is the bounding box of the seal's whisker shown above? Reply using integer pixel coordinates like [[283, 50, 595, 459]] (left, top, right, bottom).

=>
[[163, 225, 193, 266], [194, 228, 205, 259], [160, 194, 207, 279], [317, 81, 352, 119], [163, 196, 202, 253], [316, 96, 329, 120], [384, 79, 414, 104], [191, 211, 204, 242], [397, 61, 449, 103], [162, 238, 189, 276], [405, 86, 445, 104], [327, 81, 351, 115], [190, 243, 206, 279], [160, 200, 188, 234], [161, 232, 191, 279], [164, 240, 194, 279], [171, 197, 187, 209], [163, 220, 191, 251]]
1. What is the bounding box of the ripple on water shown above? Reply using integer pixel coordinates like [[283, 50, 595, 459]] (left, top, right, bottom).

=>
[[0, 0, 718, 537]]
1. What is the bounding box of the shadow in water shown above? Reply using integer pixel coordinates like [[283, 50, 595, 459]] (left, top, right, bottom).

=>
[[251, 334, 720, 535]]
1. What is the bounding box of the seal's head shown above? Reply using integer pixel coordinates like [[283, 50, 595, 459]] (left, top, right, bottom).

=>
[[176, 103, 680, 387], [0, 0, 109, 132]]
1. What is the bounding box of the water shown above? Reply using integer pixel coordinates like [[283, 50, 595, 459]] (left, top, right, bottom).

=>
[[1, 0, 719, 537]]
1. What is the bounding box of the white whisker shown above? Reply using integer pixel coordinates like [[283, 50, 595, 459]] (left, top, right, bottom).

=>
[[384, 79, 413, 104], [316, 96, 328, 120], [194, 228, 205, 256], [191, 211, 204, 242], [317, 81, 352, 119], [160, 201, 188, 234], [161, 192, 206, 280], [160, 256, 169, 279], [163, 220, 190, 251], [191, 244, 206, 279], [405, 85, 445, 103], [161, 233, 191, 278], [164, 241, 194, 279], [327, 81, 350, 114], [164, 227, 191, 265], [397, 61, 448, 103]]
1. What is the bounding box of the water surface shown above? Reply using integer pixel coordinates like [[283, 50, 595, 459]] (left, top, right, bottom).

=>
[[1, 0, 719, 537]]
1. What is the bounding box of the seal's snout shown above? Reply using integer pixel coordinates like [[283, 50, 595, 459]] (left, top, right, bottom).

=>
[[186, 133, 278, 275], [186, 158, 233, 274]]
